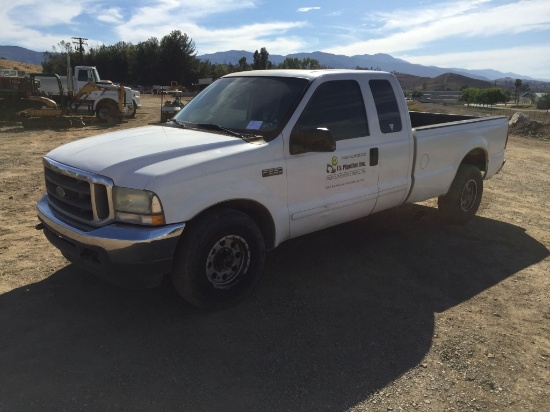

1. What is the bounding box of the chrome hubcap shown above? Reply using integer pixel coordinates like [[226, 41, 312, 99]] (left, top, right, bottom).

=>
[[206, 235, 250, 289], [460, 179, 478, 212]]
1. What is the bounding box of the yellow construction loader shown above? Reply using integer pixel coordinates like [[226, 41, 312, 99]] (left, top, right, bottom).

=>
[[16, 73, 126, 128]]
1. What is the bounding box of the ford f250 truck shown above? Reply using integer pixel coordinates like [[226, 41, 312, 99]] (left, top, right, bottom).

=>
[[36, 70, 508, 309]]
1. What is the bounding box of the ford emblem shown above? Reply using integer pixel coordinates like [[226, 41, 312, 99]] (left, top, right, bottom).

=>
[[55, 186, 66, 198]]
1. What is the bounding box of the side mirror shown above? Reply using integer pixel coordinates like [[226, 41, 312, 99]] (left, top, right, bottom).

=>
[[289, 127, 336, 155]]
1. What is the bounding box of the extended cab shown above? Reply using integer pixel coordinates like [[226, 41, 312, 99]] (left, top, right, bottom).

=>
[[36, 70, 508, 309]]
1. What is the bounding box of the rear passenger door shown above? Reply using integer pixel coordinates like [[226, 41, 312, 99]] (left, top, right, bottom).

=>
[[285, 78, 380, 238], [367, 78, 413, 213]]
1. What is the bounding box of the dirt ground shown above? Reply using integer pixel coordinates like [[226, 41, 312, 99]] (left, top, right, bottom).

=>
[[0, 95, 549, 411]]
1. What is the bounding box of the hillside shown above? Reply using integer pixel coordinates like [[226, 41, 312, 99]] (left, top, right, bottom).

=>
[[0, 46, 45, 66], [396, 72, 492, 92], [0, 58, 42, 74]]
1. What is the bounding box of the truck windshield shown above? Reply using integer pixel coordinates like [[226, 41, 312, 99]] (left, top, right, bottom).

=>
[[174, 76, 309, 140], [91, 68, 100, 82]]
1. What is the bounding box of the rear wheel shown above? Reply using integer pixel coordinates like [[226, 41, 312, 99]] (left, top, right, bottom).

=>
[[171, 208, 266, 309], [438, 164, 483, 224]]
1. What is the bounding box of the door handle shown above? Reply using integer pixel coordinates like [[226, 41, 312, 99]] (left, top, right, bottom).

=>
[[370, 148, 379, 166]]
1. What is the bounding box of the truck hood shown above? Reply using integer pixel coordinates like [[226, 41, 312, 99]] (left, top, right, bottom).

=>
[[46, 125, 264, 189]]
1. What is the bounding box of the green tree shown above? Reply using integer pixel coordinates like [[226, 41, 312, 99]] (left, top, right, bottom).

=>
[[87, 42, 133, 83], [460, 88, 479, 106], [300, 57, 321, 69], [356, 66, 381, 71], [503, 89, 512, 105], [279, 57, 301, 69], [212, 64, 229, 79], [514, 79, 522, 105], [195, 60, 229, 83], [481, 88, 508, 106], [237, 57, 249, 71], [278, 57, 322, 69], [252, 47, 271, 70], [158, 30, 198, 88], [538, 93, 550, 113], [132, 38, 161, 86], [42, 40, 78, 74]]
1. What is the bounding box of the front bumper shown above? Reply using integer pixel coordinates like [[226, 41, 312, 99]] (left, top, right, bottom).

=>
[[37, 195, 185, 288]]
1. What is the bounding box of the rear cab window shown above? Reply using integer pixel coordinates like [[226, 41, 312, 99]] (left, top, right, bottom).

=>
[[369, 79, 403, 134]]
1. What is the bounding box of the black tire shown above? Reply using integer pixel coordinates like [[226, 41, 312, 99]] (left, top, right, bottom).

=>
[[171, 208, 266, 309], [438, 164, 483, 224], [95, 100, 118, 122]]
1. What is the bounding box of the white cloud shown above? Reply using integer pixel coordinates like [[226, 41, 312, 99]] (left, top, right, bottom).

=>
[[298, 7, 321, 12], [0, 1, 86, 51], [96, 7, 124, 24], [325, 0, 550, 55], [3, 0, 91, 27], [179, 22, 309, 55], [367, 0, 492, 32], [104, 1, 308, 54], [117, 0, 256, 26]]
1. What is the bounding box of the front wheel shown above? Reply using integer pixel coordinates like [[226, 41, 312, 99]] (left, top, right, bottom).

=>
[[438, 164, 483, 224], [95, 100, 118, 122], [125, 101, 137, 118], [171, 208, 266, 309]]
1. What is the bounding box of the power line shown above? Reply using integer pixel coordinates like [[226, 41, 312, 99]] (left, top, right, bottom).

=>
[[72, 37, 88, 64]]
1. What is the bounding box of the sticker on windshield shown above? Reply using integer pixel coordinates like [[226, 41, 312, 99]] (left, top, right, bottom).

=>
[[246, 120, 263, 130]]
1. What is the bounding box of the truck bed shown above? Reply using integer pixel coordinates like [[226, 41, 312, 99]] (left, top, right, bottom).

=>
[[409, 111, 479, 128], [406, 113, 508, 204]]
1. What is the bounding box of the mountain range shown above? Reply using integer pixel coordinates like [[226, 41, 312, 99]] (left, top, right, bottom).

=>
[[196, 50, 542, 82], [0, 45, 545, 82]]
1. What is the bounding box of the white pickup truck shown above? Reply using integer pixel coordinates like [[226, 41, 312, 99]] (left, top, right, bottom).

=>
[[37, 70, 508, 309]]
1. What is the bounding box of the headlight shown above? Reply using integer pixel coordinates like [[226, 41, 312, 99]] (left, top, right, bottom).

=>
[[113, 187, 165, 226]]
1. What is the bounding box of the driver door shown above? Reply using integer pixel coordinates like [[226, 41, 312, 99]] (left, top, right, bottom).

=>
[[285, 78, 380, 238]]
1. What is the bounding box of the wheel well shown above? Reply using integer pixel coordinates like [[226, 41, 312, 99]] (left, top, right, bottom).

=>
[[95, 98, 116, 110], [461, 148, 487, 174], [193, 200, 276, 249]]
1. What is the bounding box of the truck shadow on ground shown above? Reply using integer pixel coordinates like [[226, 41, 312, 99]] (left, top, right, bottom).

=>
[[1, 204, 548, 411]]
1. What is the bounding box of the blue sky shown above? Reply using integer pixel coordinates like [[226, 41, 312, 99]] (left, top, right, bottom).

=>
[[1, 0, 549, 79]]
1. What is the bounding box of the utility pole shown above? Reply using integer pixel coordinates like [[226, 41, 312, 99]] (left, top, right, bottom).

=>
[[72, 37, 88, 64]]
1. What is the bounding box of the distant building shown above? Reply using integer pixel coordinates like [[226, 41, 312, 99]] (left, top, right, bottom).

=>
[[519, 92, 545, 105], [418, 90, 462, 104]]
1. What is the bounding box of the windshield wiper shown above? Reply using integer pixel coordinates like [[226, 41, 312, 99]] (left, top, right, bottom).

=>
[[170, 119, 186, 128], [196, 123, 246, 138]]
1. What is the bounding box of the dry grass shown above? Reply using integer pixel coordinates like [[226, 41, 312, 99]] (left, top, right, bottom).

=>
[[0, 58, 42, 74]]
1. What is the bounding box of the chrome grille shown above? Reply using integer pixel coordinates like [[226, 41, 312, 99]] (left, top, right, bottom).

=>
[[43, 157, 115, 226]]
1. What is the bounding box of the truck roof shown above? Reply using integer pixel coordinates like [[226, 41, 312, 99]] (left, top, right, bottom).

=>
[[223, 69, 393, 81]]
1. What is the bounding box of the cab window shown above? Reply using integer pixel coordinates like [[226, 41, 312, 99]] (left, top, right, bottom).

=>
[[369, 79, 403, 134], [77, 70, 88, 82], [292, 80, 369, 141]]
